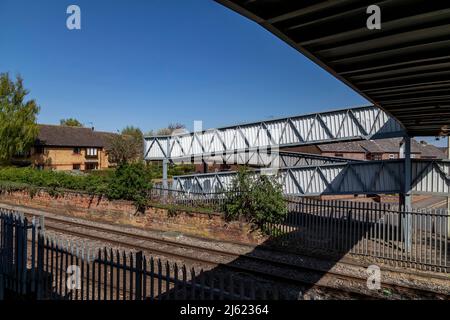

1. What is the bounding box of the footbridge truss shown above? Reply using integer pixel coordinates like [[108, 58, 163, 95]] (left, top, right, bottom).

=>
[[159, 150, 353, 168], [144, 105, 404, 161], [172, 159, 450, 197]]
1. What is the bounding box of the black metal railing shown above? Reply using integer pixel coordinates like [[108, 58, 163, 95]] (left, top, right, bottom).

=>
[[265, 197, 449, 272], [0, 211, 281, 300]]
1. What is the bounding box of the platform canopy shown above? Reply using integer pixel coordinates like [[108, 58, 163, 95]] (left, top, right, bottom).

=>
[[216, 0, 450, 137]]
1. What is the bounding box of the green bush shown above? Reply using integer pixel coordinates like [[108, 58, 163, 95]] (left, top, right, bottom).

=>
[[106, 163, 153, 213], [0, 166, 112, 193], [223, 168, 288, 235], [146, 162, 195, 179]]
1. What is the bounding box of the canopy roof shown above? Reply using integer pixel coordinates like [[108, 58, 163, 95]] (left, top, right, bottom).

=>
[[216, 0, 450, 137]]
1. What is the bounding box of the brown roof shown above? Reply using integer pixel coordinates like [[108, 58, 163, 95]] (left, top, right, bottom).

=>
[[318, 138, 446, 159], [439, 147, 449, 158], [317, 141, 366, 153], [36, 124, 118, 148]]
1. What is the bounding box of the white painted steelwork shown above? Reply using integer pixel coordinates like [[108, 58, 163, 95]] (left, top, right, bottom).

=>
[[172, 159, 450, 197], [161, 150, 352, 168], [144, 105, 404, 161]]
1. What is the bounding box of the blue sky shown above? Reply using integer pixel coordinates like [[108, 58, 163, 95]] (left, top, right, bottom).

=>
[[0, 0, 447, 147]]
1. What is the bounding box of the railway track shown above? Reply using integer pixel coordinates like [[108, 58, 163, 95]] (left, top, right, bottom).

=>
[[24, 212, 450, 300]]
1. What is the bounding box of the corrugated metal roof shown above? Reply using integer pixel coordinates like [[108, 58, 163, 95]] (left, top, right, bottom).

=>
[[216, 0, 450, 137]]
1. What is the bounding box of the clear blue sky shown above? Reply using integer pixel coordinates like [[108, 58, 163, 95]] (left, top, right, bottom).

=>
[[0, 0, 447, 147]]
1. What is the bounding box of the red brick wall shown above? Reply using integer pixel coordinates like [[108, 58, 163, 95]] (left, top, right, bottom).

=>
[[0, 189, 266, 245]]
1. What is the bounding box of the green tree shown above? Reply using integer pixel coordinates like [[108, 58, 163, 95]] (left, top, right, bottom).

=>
[[106, 126, 144, 165], [122, 126, 144, 161], [223, 168, 288, 235], [0, 73, 40, 163], [107, 162, 153, 213], [60, 118, 83, 127]]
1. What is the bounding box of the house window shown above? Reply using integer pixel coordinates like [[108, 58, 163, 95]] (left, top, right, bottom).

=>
[[73, 164, 81, 170], [73, 147, 81, 154], [389, 154, 395, 159], [334, 153, 344, 157], [86, 148, 98, 157], [35, 146, 44, 154], [85, 163, 98, 170], [371, 154, 382, 160]]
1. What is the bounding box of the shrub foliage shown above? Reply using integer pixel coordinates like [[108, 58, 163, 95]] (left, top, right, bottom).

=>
[[0, 166, 111, 194], [223, 168, 288, 234], [0, 164, 153, 213], [106, 162, 153, 213]]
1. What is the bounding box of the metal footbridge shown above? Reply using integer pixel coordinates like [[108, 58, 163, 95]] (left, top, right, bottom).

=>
[[144, 1, 450, 201], [172, 159, 450, 197]]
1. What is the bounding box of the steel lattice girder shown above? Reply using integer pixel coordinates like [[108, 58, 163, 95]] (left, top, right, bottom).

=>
[[144, 105, 404, 160], [172, 159, 450, 197], [159, 150, 353, 168]]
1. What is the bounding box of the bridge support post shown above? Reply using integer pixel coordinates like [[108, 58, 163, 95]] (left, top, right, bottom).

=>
[[162, 158, 168, 189], [162, 138, 169, 201], [400, 136, 412, 252], [447, 137, 450, 239]]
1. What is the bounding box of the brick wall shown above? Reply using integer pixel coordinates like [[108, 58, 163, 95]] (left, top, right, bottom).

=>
[[30, 147, 110, 171], [0, 189, 266, 245]]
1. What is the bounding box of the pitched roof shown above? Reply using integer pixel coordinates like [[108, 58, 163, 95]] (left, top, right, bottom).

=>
[[439, 147, 449, 158], [36, 124, 118, 148], [317, 141, 366, 153], [419, 144, 445, 158], [359, 138, 422, 154], [318, 138, 446, 159]]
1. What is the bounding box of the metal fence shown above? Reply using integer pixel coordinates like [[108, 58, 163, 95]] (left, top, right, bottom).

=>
[[267, 198, 450, 272], [149, 186, 227, 210], [0, 211, 280, 300], [149, 187, 449, 272], [0, 211, 38, 299]]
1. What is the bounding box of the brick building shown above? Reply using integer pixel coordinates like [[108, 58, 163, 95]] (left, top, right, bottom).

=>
[[285, 138, 446, 161], [14, 125, 118, 171]]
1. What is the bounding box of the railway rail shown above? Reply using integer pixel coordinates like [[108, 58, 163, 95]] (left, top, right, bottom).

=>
[[23, 212, 450, 300]]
